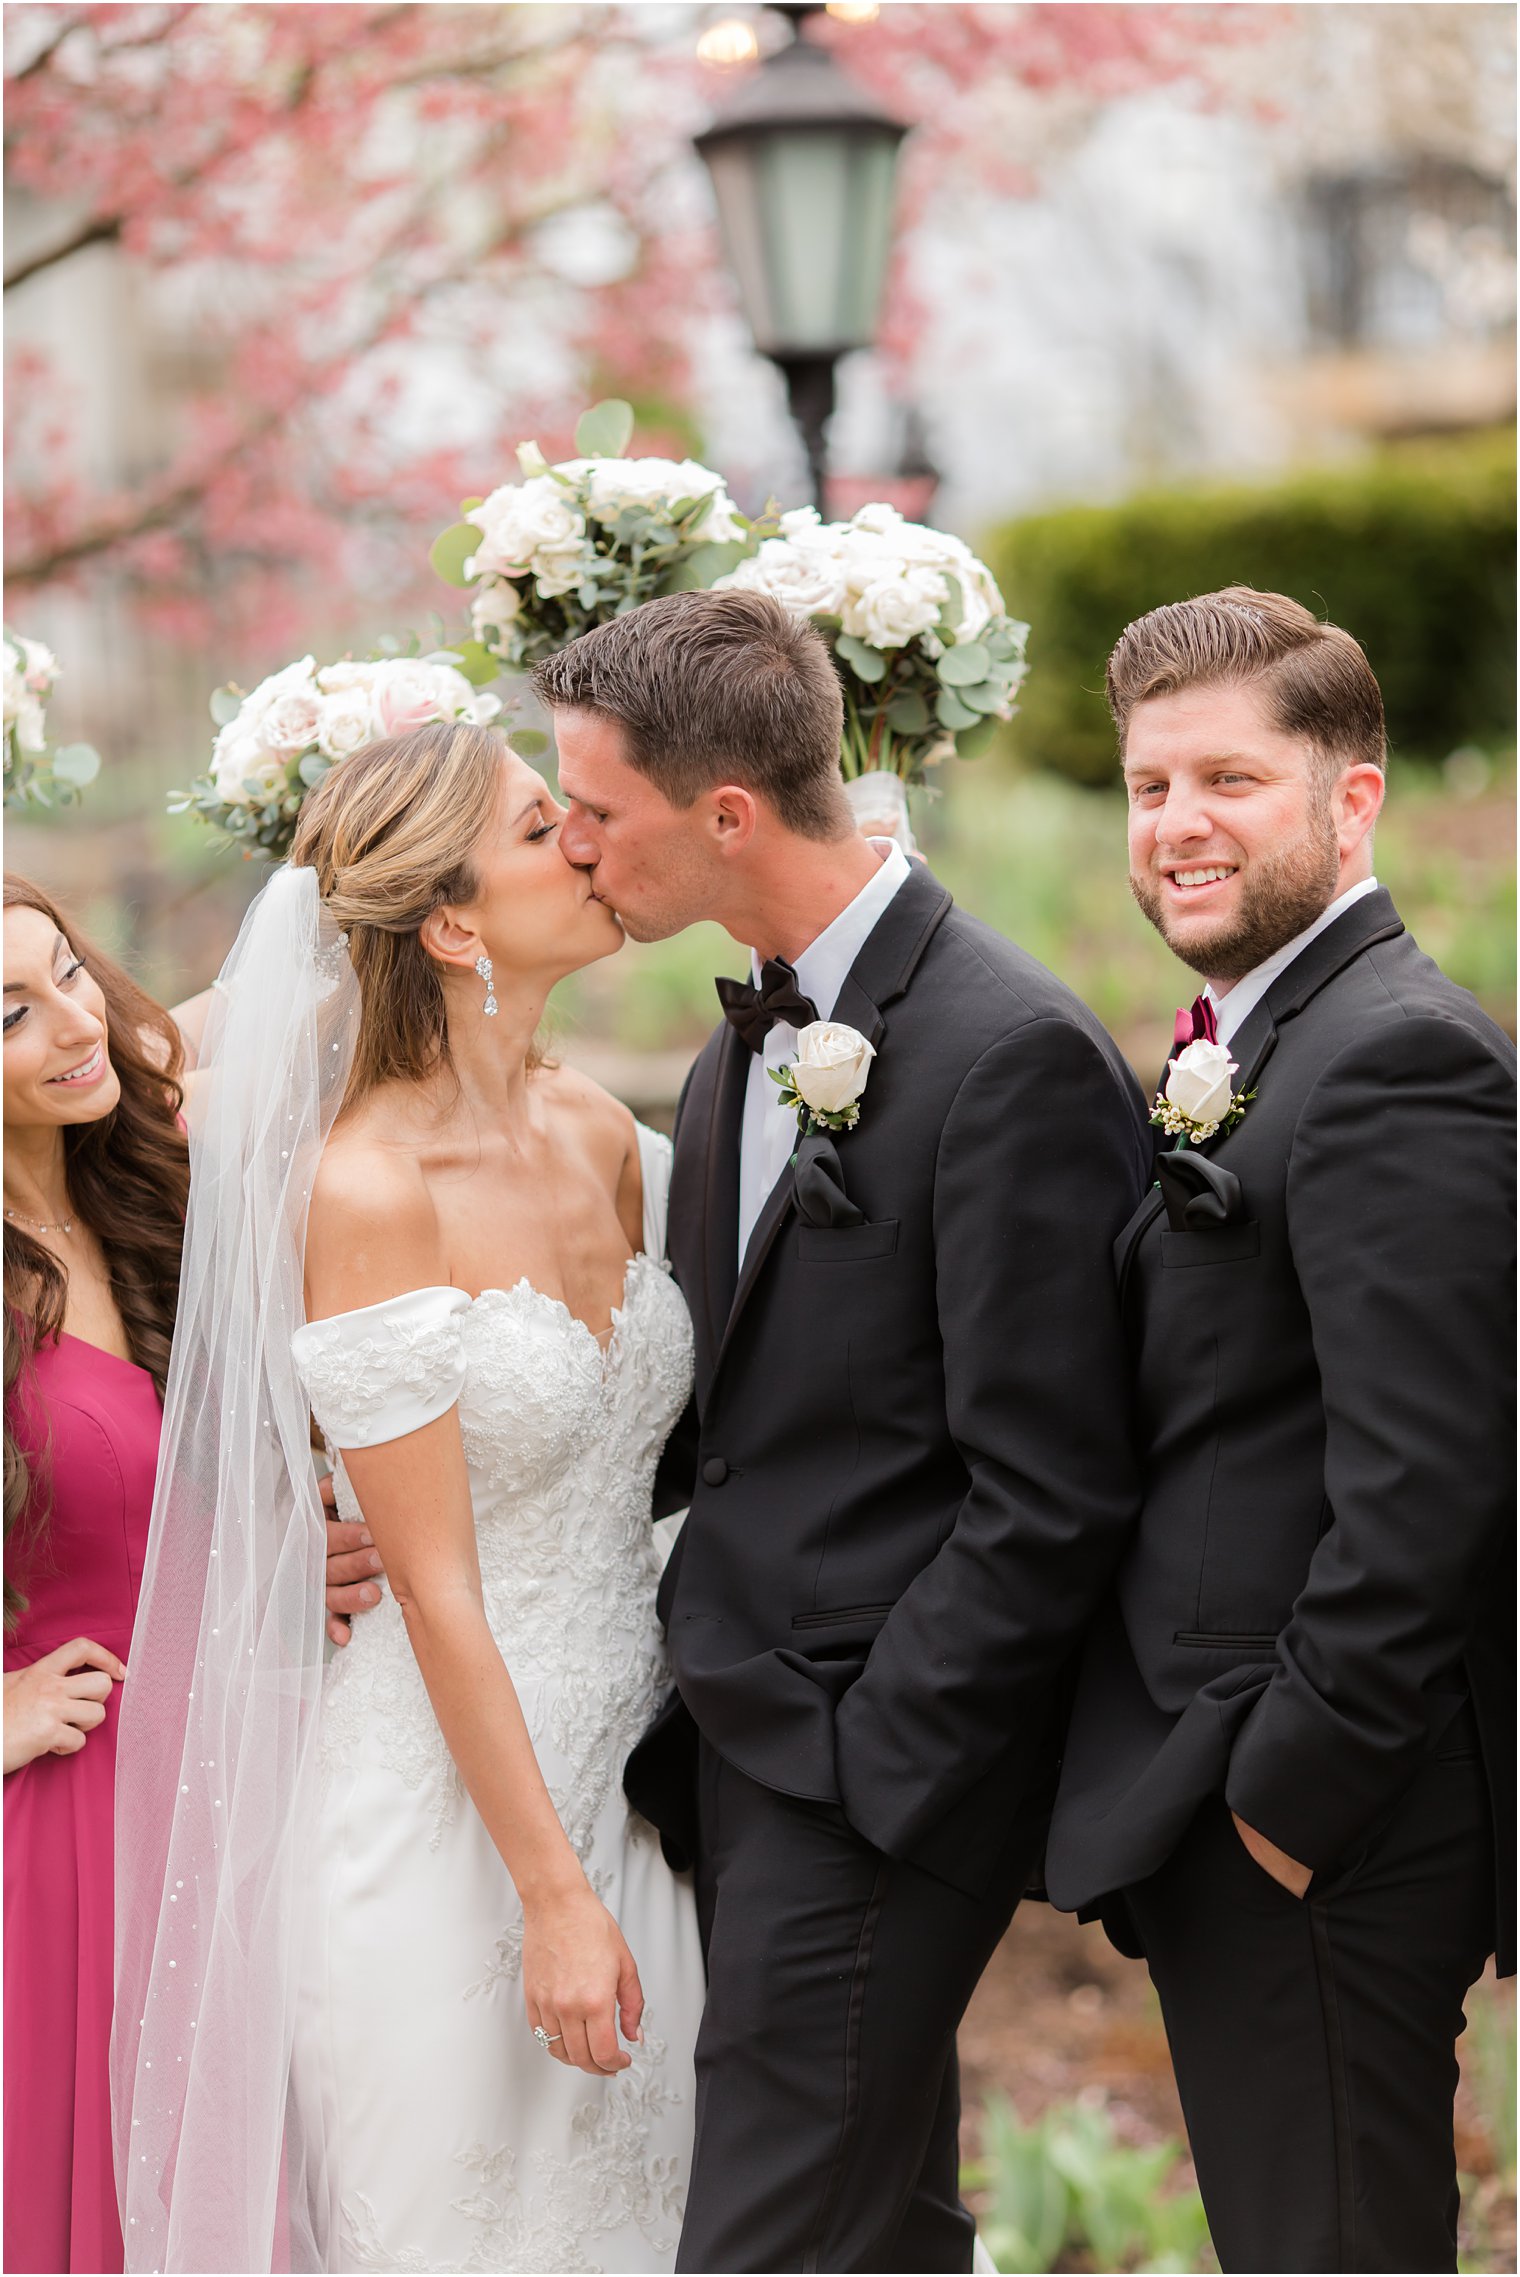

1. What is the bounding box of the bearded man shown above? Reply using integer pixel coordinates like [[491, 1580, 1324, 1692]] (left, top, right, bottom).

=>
[[1046, 587, 1515, 2275]]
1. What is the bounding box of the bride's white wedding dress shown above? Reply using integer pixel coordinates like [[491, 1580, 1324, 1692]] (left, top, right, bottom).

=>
[[287, 1124, 703, 2275]]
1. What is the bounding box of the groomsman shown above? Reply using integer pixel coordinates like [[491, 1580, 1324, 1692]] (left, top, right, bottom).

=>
[[1047, 588, 1515, 2275]]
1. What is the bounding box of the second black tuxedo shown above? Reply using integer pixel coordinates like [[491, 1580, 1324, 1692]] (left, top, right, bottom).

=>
[[1046, 886, 1516, 2273], [626, 859, 1151, 2270]]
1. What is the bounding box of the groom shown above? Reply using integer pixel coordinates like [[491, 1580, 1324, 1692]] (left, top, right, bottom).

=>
[[1045, 588, 1515, 2273], [523, 587, 1151, 2271]]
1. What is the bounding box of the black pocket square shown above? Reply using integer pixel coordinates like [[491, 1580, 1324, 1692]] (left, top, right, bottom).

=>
[[1157, 1148, 1245, 1232], [793, 1132, 865, 1230]]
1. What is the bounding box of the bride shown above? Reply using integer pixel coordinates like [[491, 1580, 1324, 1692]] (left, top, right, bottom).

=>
[[112, 721, 704, 2273]]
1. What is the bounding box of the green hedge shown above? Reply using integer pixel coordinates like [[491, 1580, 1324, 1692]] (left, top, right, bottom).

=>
[[985, 428, 1517, 787]]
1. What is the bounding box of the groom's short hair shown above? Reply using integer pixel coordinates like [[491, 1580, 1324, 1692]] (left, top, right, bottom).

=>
[[1106, 586, 1387, 777], [532, 590, 851, 839]]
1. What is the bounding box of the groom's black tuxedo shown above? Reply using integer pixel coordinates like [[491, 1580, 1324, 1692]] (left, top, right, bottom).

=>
[[628, 859, 1151, 2271], [1047, 887, 1515, 2274]]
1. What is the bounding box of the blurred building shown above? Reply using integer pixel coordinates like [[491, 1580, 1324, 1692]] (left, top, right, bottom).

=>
[[5, 185, 214, 764], [775, 1, 1517, 525]]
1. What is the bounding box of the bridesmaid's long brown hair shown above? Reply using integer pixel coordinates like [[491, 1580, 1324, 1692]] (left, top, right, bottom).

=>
[[3, 875, 189, 1625]]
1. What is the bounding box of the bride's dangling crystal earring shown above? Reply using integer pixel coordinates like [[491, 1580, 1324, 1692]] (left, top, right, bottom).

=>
[[475, 954, 499, 1019]]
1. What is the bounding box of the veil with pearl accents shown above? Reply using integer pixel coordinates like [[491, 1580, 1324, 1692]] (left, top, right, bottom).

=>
[[112, 863, 358, 2272]]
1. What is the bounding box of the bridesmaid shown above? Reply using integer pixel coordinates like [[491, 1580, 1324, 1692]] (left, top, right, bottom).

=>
[[3, 873, 188, 2276]]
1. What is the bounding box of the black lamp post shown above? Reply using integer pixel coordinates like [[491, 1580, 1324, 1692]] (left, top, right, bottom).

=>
[[694, 5, 909, 508]]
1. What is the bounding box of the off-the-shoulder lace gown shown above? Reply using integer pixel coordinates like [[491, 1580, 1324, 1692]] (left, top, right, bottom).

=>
[[289, 1125, 702, 2275]]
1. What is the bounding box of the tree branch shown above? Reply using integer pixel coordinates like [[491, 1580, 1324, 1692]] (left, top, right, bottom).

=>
[[5, 214, 122, 292], [7, 176, 598, 584], [7, 413, 288, 583], [386, 21, 597, 92], [3, 3, 411, 294], [4, 9, 88, 87]]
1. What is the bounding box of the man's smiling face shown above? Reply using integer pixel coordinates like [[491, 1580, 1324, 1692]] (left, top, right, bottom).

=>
[[1123, 679, 1378, 986]]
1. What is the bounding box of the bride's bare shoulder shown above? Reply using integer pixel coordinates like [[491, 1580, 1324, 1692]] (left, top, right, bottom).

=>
[[533, 1061, 644, 1248], [306, 1123, 443, 1309], [533, 1059, 638, 1164], [310, 1129, 432, 1219]]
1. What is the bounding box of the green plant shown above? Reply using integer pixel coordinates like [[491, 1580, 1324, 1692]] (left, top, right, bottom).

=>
[[548, 760, 1515, 1072], [985, 428, 1517, 786], [973, 2094, 1071, 2272], [1467, 1978, 1518, 2187], [970, 2093, 1216, 2274]]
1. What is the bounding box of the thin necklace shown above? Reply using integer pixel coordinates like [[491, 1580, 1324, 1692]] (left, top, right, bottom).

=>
[[4, 1202, 75, 1236]]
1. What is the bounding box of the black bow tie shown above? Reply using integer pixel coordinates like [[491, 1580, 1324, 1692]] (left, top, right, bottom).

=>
[[715, 959, 819, 1053]]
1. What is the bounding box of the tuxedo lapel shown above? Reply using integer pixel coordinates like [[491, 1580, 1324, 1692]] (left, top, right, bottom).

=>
[[1262, 887, 1405, 1024], [842, 860, 953, 1015], [1205, 889, 1406, 1148], [708, 861, 954, 1387], [1222, 998, 1279, 1114], [702, 1023, 748, 1362], [828, 968, 886, 1052], [717, 1154, 799, 1375], [1143, 893, 1402, 1181]]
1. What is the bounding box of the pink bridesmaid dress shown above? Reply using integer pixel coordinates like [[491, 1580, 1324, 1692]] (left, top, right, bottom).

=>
[[5, 1331, 161, 2276]]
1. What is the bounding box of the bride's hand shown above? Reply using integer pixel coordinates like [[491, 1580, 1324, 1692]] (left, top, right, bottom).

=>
[[522, 1879, 645, 2077]]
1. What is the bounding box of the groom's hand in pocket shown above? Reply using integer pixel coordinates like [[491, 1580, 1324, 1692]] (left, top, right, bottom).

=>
[[1232, 1810, 1312, 1898], [321, 1474, 385, 1647]]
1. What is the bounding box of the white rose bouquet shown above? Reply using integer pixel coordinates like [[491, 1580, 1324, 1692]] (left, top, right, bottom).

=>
[[716, 503, 1029, 804], [3, 630, 100, 810], [171, 644, 503, 859], [431, 400, 755, 672]]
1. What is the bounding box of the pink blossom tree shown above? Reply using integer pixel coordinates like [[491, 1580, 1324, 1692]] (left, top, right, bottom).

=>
[[5, 2, 1249, 657]]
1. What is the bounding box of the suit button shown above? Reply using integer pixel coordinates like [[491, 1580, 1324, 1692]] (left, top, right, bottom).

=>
[[701, 1457, 729, 1487]]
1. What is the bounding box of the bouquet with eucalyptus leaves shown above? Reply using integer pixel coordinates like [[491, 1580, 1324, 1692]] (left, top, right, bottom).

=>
[[3, 629, 100, 810], [717, 504, 1029, 836], [170, 640, 502, 859], [429, 400, 756, 671]]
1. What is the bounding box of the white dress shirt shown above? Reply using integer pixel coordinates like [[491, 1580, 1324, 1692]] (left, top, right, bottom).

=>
[[736, 840, 912, 1264], [1206, 876, 1380, 1046]]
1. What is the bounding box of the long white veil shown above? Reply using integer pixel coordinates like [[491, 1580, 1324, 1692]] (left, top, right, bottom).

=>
[[112, 865, 359, 2273]]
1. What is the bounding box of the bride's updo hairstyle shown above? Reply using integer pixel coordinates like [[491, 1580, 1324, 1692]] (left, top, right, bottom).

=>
[[290, 720, 513, 1109]]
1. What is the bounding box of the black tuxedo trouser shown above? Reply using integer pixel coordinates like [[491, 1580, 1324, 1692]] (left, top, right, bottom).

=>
[[1123, 1729, 1495, 2275], [678, 1737, 1045, 2274]]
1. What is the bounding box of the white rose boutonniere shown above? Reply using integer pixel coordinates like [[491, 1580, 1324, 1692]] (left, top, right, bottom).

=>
[[1151, 1038, 1253, 1146], [771, 1021, 876, 1136]]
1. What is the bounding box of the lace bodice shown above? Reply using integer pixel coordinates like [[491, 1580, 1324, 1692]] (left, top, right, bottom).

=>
[[289, 1126, 694, 1834], [292, 1122, 682, 1450], [284, 1129, 702, 2276]]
